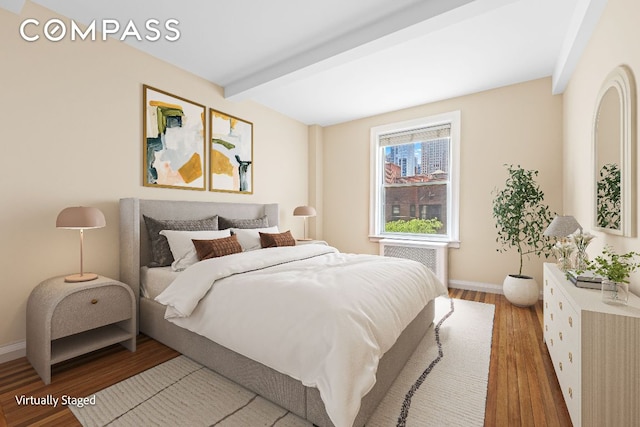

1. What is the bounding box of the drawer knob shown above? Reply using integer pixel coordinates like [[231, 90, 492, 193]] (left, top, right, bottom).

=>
[[545, 324, 548, 332], [559, 301, 563, 310], [550, 338, 554, 347], [559, 361, 563, 371], [569, 316, 573, 327], [551, 288, 554, 295], [545, 302, 548, 309], [550, 313, 554, 321], [91, 299, 98, 305], [569, 352, 573, 363], [559, 331, 563, 341], [569, 387, 573, 399]]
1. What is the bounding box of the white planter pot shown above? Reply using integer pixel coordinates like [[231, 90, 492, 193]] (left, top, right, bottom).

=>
[[503, 275, 539, 307]]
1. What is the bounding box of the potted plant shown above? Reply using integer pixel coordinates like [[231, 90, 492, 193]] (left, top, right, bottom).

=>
[[492, 164, 554, 306], [587, 246, 640, 305]]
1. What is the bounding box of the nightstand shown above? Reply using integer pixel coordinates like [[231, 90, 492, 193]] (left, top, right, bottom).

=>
[[27, 275, 136, 384]]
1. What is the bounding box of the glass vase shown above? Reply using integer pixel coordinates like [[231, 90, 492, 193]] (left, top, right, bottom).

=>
[[557, 256, 573, 272], [574, 248, 589, 271], [601, 280, 629, 305]]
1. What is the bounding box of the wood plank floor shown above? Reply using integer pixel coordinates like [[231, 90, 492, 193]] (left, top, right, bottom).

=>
[[448, 289, 572, 427], [0, 290, 571, 427]]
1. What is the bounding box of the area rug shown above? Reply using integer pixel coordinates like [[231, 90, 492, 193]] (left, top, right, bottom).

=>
[[70, 297, 494, 427]]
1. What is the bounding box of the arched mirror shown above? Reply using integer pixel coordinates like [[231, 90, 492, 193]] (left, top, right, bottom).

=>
[[593, 65, 636, 236]]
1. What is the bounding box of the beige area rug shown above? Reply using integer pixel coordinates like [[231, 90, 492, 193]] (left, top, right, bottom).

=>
[[70, 297, 494, 427]]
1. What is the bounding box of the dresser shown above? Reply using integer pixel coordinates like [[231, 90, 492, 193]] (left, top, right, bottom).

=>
[[543, 263, 640, 426], [27, 276, 136, 384]]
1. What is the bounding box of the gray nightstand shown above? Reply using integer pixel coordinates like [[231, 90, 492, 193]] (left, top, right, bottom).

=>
[[27, 275, 136, 384]]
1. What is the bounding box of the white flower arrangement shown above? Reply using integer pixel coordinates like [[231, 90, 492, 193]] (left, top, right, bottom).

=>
[[568, 229, 595, 270], [553, 241, 575, 259], [568, 229, 595, 252], [553, 241, 574, 271]]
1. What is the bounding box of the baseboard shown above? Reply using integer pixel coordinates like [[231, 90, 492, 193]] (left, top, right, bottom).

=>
[[449, 279, 544, 299], [0, 340, 26, 364], [449, 280, 503, 294]]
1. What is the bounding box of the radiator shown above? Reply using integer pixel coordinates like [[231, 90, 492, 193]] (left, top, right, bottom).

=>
[[379, 239, 448, 288]]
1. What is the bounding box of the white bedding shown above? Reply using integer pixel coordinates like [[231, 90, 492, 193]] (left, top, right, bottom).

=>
[[140, 266, 179, 299], [155, 244, 446, 427]]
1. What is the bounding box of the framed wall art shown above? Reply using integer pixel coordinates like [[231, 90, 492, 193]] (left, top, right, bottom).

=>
[[143, 85, 206, 190], [209, 109, 254, 194]]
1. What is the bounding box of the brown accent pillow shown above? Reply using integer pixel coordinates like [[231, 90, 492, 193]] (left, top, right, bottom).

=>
[[259, 230, 296, 248], [192, 235, 243, 260]]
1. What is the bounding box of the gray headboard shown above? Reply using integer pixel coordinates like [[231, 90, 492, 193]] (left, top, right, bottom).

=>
[[119, 198, 279, 303]]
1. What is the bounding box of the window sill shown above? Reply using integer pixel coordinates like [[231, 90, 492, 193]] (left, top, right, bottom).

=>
[[369, 235, 460, 249]]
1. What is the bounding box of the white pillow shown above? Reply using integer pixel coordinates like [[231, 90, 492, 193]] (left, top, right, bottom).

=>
[[160, 229, 231, 271], [231, 226, 279, 251]]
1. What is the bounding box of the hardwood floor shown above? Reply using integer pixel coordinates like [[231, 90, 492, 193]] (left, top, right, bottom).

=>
[[448, 289, 572, 427], [0, 335, 179, 427], [0, 290, 571, 427]]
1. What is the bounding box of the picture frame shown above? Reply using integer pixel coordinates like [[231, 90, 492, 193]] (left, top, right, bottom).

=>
[[142, 85, 206, 190], [209, 108, 254, 194]]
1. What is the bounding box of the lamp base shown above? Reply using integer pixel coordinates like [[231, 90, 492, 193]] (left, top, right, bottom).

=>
[[64, 273, 99, 283]]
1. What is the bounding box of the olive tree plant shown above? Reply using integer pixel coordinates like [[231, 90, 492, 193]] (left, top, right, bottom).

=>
[[492, 164, 555, 276]]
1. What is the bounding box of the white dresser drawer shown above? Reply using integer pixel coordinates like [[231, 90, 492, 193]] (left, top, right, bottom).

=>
[[544, 266, 581, 426], [543, 263, 640, 427]]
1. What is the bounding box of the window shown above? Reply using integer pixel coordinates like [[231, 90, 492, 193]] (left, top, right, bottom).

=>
[[370, 111, 460, 243]]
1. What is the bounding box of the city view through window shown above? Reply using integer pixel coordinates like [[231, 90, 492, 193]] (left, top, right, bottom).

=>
[[383, 137, 449, 235]]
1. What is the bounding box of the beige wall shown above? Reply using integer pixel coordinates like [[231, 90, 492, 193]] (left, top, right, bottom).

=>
[[563, 0, 640, 295], [0, 3, 309, 347], [322, 78, 564, 289]]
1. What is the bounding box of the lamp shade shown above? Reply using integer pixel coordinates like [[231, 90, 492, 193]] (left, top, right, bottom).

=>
[[543, 215, 582, 237], [293, 206, 316, 217], [56, 206, 106, 230]]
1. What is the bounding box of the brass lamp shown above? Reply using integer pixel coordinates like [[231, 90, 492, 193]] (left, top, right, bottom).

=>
[[56, 206, 106, 282], [293, 205, 316, 241]]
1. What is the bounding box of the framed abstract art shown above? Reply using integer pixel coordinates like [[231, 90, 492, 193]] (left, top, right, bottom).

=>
[[142, 85, 206, 190], [209, 109, 254, 194]]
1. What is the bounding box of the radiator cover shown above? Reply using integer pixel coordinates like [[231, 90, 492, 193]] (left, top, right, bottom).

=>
[[379, 239, 448, 287]]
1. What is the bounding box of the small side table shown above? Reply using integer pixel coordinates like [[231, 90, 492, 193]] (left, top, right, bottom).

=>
[[27, 275, 136, 384]]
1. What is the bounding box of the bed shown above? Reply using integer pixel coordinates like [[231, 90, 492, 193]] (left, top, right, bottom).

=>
[[119, 198, 445, 426]]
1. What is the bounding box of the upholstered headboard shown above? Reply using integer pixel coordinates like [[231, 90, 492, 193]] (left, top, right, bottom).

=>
[[119, 198, 279, 303]]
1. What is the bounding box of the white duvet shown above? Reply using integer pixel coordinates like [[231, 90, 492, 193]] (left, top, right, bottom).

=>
[[155, 244, 446, 427]]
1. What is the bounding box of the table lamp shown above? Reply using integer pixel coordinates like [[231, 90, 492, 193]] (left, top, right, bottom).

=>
[[543, 215, 582, 241], [56, 206, 106, 282], [293, 206, 316, 241]]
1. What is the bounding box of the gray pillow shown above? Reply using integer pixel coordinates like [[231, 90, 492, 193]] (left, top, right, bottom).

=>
[[218, 215, 269, 230], [143, 215, 219, 267]]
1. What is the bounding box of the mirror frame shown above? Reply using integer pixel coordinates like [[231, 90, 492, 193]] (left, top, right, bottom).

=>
[[592, 65, 637, 236]]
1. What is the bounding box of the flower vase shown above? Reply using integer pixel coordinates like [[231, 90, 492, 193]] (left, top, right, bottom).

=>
[[601, 280, 629, 305], [574, 249, 589, 271], [557, 256, 573, 272], [553, 242, 574, 272]]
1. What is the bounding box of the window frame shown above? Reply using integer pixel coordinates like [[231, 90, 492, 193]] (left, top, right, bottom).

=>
[[369, 110, 461, 245]]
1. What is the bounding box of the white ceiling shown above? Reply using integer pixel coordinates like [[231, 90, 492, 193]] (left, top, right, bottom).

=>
[[5, 0, 606, 126]]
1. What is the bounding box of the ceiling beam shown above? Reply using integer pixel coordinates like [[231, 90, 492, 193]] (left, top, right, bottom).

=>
[[224, 0, 516, 100], [551, 0, 607, 94]]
